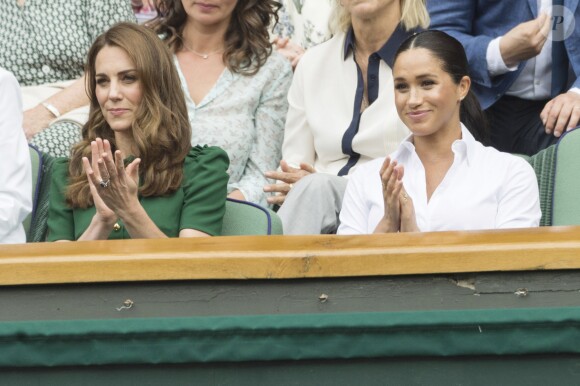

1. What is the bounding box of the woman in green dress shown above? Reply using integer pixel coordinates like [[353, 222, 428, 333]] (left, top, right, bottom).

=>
[[47, 23, 229, 241]]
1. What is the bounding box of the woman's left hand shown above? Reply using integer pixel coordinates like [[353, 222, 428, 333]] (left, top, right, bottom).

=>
[[399, 185, 419, 232], [83, 138, 141, 218]]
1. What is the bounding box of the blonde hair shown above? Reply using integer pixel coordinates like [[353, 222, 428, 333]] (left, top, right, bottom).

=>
[[330, 0, 429, 34]]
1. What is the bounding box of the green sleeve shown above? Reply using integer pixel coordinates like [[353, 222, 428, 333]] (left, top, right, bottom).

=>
[[180, 146, 230, 236], [46, 158, 75, 242]]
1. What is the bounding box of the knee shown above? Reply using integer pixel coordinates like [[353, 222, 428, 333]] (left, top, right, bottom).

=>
[[294, 173, 336, 193]]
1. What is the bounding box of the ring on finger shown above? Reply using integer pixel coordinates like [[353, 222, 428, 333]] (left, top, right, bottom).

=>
[[99, 179, 110, 188], [401, 192, 408, 202], [289, 183, 294, 190]]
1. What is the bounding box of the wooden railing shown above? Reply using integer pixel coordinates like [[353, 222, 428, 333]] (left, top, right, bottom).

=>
[[1, 226, 580, 285]]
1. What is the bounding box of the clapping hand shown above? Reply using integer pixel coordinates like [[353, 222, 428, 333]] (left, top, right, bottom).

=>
[[82, 138, 141, 224], [374, 157, 419, 233]]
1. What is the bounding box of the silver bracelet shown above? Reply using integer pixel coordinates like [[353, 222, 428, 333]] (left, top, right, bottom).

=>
[[41, 102, 61, 118]]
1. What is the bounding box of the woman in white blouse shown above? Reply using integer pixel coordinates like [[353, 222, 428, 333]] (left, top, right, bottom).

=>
[[338, 30, 541, 234], [265, 0, 429, 234], [149, 0, 292, 207]]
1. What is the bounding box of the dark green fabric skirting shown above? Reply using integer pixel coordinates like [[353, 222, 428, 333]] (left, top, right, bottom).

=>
[[1, 307, 579, 367]]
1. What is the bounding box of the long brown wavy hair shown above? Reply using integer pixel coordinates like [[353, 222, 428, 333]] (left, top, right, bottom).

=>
[[67, 22, 192, 208], [148, 0, 281, 76]]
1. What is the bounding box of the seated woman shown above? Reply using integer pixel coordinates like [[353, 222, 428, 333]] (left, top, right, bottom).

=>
[[148, 0, 292, 208], [0, 68, 32, 244], [47, 23, 229, 241], [0, 0, 136, 157], [265, 0, 430, 234], [338, 30, 541, 234], [272, 0, 333, 68]]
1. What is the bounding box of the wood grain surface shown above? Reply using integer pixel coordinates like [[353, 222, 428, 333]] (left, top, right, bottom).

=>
[[1, 226, 580, 285]]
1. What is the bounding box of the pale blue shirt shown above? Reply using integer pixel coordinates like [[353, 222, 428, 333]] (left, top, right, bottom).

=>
[[175, 52, 293, 207]]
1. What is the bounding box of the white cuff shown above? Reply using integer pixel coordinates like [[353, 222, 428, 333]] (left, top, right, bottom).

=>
[[568, 87, 580, 96], [486, 36, 518, 77]]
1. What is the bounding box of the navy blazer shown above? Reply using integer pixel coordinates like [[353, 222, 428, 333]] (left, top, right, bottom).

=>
[[428, 0, 580, 109]]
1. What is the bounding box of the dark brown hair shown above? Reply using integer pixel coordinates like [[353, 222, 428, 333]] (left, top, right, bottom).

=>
[[149, 0, 281, 75], [67, 22, 192, 208], [394, 30, 489, 144]]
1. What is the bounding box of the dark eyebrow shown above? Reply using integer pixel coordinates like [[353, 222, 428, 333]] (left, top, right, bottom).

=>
[[119, 69, 138, 75], [394, 73, 437, 82], [95, 69, 138, 77]]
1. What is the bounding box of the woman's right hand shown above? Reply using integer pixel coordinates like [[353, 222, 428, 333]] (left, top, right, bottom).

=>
[[374, 157, 404, 233], [264, 160, 315, 206], [82, 139, 118, 226]]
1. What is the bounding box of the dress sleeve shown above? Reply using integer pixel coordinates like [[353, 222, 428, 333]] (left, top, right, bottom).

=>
[[180, 146, 230, 236], [46, 158, 76, 241], [86, 0, 136, 42], [281, 51, 316, 168], [229, 53, 293, 207], [495, 156, 541, 228]]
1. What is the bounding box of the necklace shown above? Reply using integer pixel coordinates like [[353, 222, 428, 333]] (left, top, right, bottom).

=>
[[181, 40, 223, 59]]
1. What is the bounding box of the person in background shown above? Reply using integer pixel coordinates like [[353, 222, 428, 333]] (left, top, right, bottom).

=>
[[428, 0, 580, 155], [47, 23, 229, 241], [272, 0, 333, 68], [0, 68, 32, 244], [265, 0, 429, 234], [338, 31, 540, 235], [133, 0, 157, 23], [0, 0, 136, 157], [148, 0, 292, 208]]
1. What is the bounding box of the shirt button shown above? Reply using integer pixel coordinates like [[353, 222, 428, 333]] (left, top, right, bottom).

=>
[[113, 223, 121, 232], [41, 65, 51, 74]]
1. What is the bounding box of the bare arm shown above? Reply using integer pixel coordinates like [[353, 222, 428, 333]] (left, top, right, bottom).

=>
[[23, 75, 89, 140]]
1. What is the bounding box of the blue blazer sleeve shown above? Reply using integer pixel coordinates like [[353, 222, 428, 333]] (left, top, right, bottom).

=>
[[428, 0, 535, 108], [565, 0, 580, 90]]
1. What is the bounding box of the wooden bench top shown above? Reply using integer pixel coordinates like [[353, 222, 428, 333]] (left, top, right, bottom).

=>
[[2, 226, 580, 285]]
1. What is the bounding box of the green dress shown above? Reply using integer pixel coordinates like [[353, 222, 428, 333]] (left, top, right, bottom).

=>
[[47, 146, 229, 241]]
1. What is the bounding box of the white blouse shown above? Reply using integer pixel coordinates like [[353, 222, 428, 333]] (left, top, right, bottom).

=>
[[338, 124, 541, 234], [282, 31, 410, 177]]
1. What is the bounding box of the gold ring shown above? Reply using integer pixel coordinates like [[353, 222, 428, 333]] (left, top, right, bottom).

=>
[[402, 192, 408, 202], [289, 183, 294, 190]]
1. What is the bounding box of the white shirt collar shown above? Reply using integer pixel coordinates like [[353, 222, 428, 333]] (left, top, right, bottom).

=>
[[393, 122, 477, 166]]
